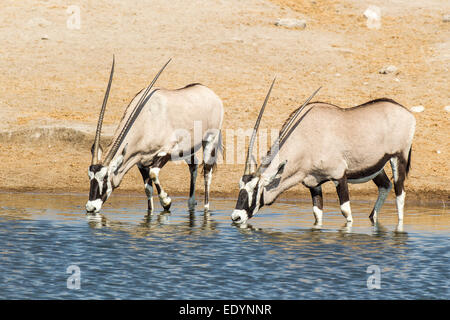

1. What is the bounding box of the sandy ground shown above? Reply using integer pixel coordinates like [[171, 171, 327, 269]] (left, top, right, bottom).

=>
[[0, 0, 449, 205]]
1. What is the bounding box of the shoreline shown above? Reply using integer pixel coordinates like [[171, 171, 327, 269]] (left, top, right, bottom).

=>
[[1, 186, 448, 208]]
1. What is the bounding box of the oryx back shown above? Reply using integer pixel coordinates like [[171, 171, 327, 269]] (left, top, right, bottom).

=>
[[264, 99, 415, 203]]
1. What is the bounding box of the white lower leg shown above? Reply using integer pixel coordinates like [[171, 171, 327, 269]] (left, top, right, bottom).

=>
[[144, 182, 154, 212], [150, 168, 171, 209], [204, 169, 212, 210], [313, 206, 323, 223], [396, 190, 405, 221], [340, 201, 353, 222], [203, 132, 219, 210]]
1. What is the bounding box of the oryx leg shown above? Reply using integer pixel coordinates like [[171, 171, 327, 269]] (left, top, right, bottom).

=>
[[390, 156, 407, 221], [335, 175, 353, 222], [138, 165, 154, 212], [150, 154, 172, 211], [186, 153, 199, 210], [309, 186, 323, 224], [202, 132, 221, 210], [369, 169, 392, 223]]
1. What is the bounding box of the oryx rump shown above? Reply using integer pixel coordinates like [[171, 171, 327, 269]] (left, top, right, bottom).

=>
[[232, 80, 415, 225], [86, 58, 224, 214]]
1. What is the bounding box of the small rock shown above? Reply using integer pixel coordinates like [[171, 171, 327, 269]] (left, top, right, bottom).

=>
[[444, 106, 450, 112], [363, 6, 381, 29], [411, 105, 425, 113], [443, 14, 450, 22], [41, 35, 49, 40], [436, 150, 441, 154], [379, 65, 398, 74], [275, 18, 307, 29]]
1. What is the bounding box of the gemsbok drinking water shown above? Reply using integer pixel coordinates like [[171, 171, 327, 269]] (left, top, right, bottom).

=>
[[86, 57, 224, 214], [231, 79, 415, 225]]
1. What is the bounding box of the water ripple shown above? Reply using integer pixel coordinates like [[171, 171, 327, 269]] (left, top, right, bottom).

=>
[[0, 193, 448, 299]]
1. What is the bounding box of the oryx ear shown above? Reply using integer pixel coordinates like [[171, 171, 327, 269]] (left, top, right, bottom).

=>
[[264, 160, 287, 190], [111, 143, 127, 175], [271, 160, 287, 180], [91, 143, 103, 162]]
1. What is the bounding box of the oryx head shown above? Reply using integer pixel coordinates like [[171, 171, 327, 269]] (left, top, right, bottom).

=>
[[231, 78, 280, 224], [231, 80, 321, 224], [86, 57, 171, 213], [86, 56, 115, 213]]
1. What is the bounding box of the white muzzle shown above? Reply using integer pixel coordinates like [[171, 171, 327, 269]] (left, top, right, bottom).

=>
[[231, 209, 248, 224], [86, 199, 103, 213]]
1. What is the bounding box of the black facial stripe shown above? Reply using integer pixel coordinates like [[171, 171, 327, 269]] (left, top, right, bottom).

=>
[[247, 181, 259, 217], [88, 165, 109, 202], [101, 174, 108, 202], [259, 189, 264, 208], [89, 178, 100, 201], [241, 175, 254, 184], [235, 180, 261, 218], [89, 164, 104, 173], [235, 189, 249, 211]]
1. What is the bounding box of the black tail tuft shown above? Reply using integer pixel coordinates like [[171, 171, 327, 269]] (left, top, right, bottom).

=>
[[406, 146, 412, 177]]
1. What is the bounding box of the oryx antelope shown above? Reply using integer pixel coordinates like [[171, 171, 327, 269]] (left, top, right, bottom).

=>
[[86, 58, 224, 214], [231, 79, 415, 225]]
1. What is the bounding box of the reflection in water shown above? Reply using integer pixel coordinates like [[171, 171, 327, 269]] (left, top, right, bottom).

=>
[[0, 192, 448, 299], [86, 208, 219, 239]]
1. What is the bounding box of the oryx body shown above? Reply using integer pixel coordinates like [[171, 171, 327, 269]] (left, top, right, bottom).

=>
[[232, 83, 415, 225], [86, 59, 223, 214]]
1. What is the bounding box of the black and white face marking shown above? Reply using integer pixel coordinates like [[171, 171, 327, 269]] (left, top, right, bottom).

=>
[[231, 160, 287, 224], [86, 145, 127, 213], [86, 164, 111, 213], [231, 174, 264, 224]]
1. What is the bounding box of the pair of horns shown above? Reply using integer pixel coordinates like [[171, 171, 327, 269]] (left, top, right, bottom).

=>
[[91, 56, 114, 165], [244, 80, 321, 175], [91, 56, 171, 166], [244, 78, 276, 175]]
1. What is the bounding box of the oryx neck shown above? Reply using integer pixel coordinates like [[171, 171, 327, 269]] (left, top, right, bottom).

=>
[[104, 88, 159, 165]]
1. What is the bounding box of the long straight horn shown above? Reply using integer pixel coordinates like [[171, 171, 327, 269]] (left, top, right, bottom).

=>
[[92, 55, 115, 165], [103, 58, 171, 166], [244, 77, 276, 175], [258, 86, 321, 173], [278, 86, 321, 143]]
